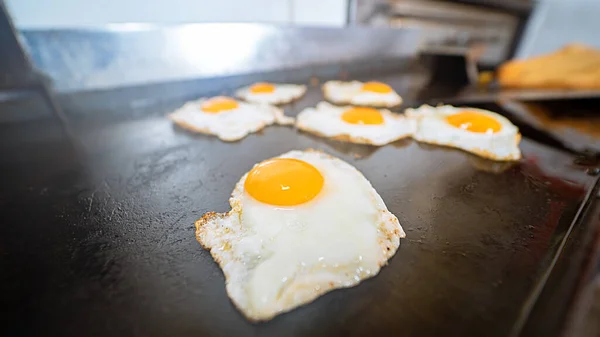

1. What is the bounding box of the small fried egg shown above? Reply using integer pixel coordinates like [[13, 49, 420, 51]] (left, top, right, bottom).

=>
[[296, 102, 415, 146], [196, 149, 405, 321], [323, 81, 402, 107], [236, 82, 307, 105], [406, 105, 522, 161], [168, 96, 293, 141]]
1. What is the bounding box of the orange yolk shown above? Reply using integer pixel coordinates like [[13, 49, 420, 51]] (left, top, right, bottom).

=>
[[446, 110, 502, 133], [361, 82, 393, 93], [341, 107, 385, 125], [244, 158, 324, 206], [200, 96, 239, 113], [249, 82, 276, 94]]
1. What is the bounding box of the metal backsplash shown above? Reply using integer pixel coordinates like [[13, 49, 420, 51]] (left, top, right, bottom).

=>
[[20, 23, 421, 93], [354, 0, 522, 66], [0, 2, 37, 91]]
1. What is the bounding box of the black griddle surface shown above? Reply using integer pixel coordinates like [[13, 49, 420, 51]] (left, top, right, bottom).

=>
[[1, 81, 599, 337]]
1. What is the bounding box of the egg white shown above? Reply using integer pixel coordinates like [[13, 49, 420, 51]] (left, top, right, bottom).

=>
[[196, 149, 405, 321], [168, 98, 294, 141], [406, 104, 522, 161], [296, 102, 415, 146], [236, 84, 307, 105], [323, 80, 402, 107]]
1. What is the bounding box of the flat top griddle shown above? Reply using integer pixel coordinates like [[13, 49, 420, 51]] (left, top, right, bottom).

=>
[[1, 76, 599, 337]]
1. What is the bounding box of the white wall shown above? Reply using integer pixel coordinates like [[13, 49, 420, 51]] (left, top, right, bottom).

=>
[[291, 0, 347, 26], [6, 0, 347, 29], [517, 0, 600, 58]]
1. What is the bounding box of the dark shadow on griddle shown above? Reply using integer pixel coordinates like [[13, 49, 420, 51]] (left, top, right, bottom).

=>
[[298, 130, 412, 160], [415, 52, 470, 104], [297, 130, 380, 159], [416, 142, 520, 174], [170, 122, 240, 144]]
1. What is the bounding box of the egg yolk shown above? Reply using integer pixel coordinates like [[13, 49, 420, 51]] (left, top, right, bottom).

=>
[[244, 158, 324, 206], [200, 96, 239, 113], [446, 110, 502, 133], [361, 82, 393, 93], [341, 107, 385, 125], [249, 82, 275, 94]]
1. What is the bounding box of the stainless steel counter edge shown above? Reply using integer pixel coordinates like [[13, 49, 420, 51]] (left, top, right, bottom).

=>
[[19, 23, 422, 93]]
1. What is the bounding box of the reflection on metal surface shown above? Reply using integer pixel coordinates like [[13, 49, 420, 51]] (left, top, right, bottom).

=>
[[509, 102, 600, 139], [173, 25, 269, 77], [499, 100, 600, 153], [520, 142, 594, 191], [20, 23, 420, 92], [448, 86, 600, 105]]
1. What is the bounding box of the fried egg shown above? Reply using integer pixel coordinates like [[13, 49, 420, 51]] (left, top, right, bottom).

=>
[[407, 105, 522, 161], [323, 81, 402, 107], [296, 102, 415, 146], [168, 96, 293, 141], [236, 82, 307, 105], [196, 150, 405, 321]]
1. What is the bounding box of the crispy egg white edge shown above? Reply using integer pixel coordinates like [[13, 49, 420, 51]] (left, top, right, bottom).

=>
[[235, 84, 307, 105], [195, 149, 405, 321], [322, 80, 403, 108], [168, 98, 294, 141], [406, 104, 522, 161], [296, 102, 416, 146]]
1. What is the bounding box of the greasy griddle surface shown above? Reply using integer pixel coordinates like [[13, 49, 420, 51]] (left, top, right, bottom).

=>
[[1, 83, 596, 337]]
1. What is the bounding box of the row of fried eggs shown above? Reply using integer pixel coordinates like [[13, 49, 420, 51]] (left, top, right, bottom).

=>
[[169, 80, 521, 161]]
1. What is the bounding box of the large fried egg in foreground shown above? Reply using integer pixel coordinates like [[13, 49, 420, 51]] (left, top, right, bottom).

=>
[[168, 96, 293, 142], [323, 80, 403, 107], [406, 105, 522, 161], [296, 102, 415, 145], [236, 82, 307, 105], [196, 150, 405, 321]]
